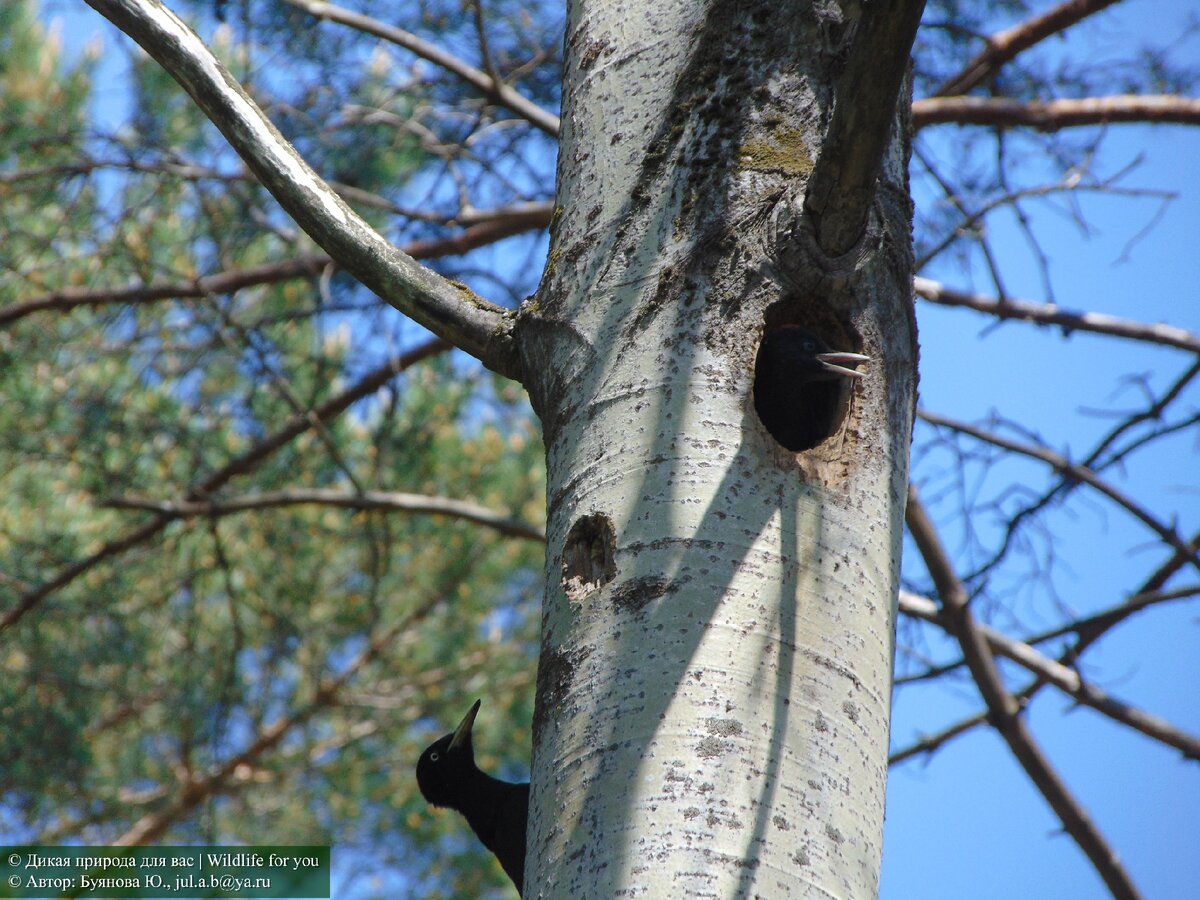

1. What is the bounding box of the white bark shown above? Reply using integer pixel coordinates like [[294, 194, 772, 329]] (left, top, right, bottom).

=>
[[519, 1, 917, 896]]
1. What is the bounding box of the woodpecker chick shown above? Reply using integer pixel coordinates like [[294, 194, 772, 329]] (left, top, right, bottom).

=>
[[416, 700, 530, 896], [753, 325, 869, 451]]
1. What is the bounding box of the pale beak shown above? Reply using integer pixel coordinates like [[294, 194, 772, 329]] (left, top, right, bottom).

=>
[[448, 699, 481, 751], [815, 351, 870, 380]]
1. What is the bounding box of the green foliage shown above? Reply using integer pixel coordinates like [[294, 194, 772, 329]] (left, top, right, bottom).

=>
[[0, 1, 545, 894]]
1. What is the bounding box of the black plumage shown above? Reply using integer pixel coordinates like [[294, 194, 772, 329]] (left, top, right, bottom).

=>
[[416, 700, 530, 895], [753, 325, 869, 451]]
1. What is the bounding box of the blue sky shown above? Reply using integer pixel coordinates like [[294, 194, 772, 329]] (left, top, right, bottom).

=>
[[885, 4, 1200, 890], [35, 1, 1200, 897]]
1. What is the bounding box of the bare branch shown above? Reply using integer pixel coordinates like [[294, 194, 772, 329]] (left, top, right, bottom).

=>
[[281, 0, 561, 137], [897, 583, 1200, 687], [0, 256, 328, 326], [915, 358, 1198, 588], [115, 595, 422, 844], [914, 277, 1200, 353], [103, 489, 546, 543], [0, 205, 552, 327], [0, 157, 237, 186], [894, 543, 1200, 764], [900, 592, 1200, 760], [0, 156, 554, 225], [82, 0, 522, 379], [470, 0, 502, 90], [933, 0, 1120, 98], [890, 708, 989, 765], [914, 95, 1200, 132], [919, 410, 1200, 572], [401, 204, 552, 258], [804, 0, 927, 255], [906, 488, 1141, 900], [1069, 531, 1200, 659], [1035, 584, 1200, 647], [0, 339, 448, 633]]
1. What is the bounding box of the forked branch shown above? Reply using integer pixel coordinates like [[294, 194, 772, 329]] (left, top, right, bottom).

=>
[[906, 487, 1141, 900], [83, 0, 523, 379], [933, 0, 1120, 98]]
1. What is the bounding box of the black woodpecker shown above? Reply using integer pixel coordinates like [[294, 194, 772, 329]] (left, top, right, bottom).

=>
[[753, 324, 869, 451], [415, 700, 530, 895]]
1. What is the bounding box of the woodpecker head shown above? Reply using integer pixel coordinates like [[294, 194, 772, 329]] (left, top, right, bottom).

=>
[[416, 699, 481, 809], [753, 325, 869, 451], [761, 324, 869, 381]]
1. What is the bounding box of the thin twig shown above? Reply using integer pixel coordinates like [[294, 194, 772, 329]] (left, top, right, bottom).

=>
[[82, 0, 520, 377], [280, 0, 560, 137], [1069, 531, 1200, 659], [913, 278, 1200, 352], [906, 487, 1141, 900], [0, 339, 448, 633], [918, 410, 1200, 573], [103, 489, 546, 543], [893, 540, 1200, 764], [933, 0, 1120, 98], [1, 256, 329, 327], [1, 206, 551, 327], [899, 592, 1200, 759], [890, 710, 989, 765]]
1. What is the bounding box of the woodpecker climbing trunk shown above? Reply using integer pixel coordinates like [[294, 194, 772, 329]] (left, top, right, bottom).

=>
[[516, 0, 918, 895]]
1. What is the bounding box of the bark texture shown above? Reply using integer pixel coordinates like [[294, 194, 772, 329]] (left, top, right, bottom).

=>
[[517, 0, 917, 895]]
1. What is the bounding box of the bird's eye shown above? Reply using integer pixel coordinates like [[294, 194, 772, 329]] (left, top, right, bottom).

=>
[[429, 752, 439, 761], [803, 340, 816, 352]]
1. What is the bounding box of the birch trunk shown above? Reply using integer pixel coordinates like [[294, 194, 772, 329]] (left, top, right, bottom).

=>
[[516, 0, 917, 896]]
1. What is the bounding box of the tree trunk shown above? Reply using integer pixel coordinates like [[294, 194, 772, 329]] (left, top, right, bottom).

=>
[[518, 1, 917, 895]]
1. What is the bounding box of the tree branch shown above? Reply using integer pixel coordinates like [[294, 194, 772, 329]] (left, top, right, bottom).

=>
[[889, 707, 989, 765], [906, 487, 1141, 900], [1, 156, 552, 225], [1068, 530, 1200, 659], [898, 583, 1200, 687], [82, 0, 522, 379], [900, 592, 1200, 760], [0, 205, 552, 327], [116, 599, 418, 844], [103, 489, 546, 543], [0, 339, 448, 633], [893, 540, 1200, 765], [914, 95, 1200, 131], [933, 0, 1120, 98], [918, 410, 1200, 572], [0, 256, 329, 326], [280, 0, 560, 137], [803, 0, 927, 256], [914, 277, 1200, 353]]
